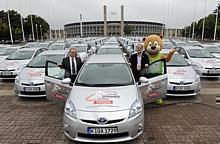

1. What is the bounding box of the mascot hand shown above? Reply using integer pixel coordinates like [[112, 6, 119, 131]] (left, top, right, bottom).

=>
[[169, 48, 176, 54]]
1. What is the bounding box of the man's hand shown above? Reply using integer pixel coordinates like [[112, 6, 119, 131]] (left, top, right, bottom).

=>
[[57, 63, 63, 69], [145, 64, 148, 67]]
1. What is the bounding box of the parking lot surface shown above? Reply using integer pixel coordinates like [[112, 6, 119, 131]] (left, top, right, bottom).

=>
[[0, 79, 219, 144]]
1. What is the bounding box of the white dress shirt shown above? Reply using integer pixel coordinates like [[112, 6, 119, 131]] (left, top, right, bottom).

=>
[[69, 56, 77, 75]]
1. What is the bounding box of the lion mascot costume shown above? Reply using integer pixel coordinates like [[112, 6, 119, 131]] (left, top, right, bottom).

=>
[[143, 34, 176, 104]]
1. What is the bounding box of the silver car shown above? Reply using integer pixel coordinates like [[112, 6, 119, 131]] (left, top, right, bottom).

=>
[[176, 46, 220, 78], [44, 55, 167, 143], [162, 49, 201, 96], [0, 48, 47, 79], [0, 46, 19, 62], [71, 44, 93, 62], [15, 50, 66, 97]]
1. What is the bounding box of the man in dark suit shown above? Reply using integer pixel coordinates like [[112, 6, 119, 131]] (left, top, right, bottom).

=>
[[129, 44, 149, 82], [59, 48, 82, 83]]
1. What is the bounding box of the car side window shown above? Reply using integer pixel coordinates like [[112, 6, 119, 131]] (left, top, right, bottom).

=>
[[34, 49, 42, 57], [179, 48, 188, 59], [140, 60, 166, 79]]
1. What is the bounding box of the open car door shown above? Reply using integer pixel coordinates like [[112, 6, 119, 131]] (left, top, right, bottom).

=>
[[138, 59, 167, 104], [45, 61, 72, 104]]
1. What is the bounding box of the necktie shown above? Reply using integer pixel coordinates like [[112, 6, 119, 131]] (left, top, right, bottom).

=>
[[72, 58, 76, 75]]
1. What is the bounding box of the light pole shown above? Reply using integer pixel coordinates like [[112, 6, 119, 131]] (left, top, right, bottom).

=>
[[20, 15, 25, 43], [192, 0, 197, 39], [202, 0, 207, 40], [40, 25, 43, 41], [30, 15, 35, 41], [35, 24, 39, 41], [214, 1, 219, 41], [80, 14, 83, 37]]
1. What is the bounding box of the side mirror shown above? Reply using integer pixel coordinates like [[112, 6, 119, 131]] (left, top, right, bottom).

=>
[[61, 78, 71, 84], [139, 77, 148, 83]]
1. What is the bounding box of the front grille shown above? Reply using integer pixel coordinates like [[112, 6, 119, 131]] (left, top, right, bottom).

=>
[[0, 70, 15, 71], [20, 91, 46, 95], [202, 73, 220, 76], [21, 83, 44, 86], [81, 119, 124, 125], [78, 132, 129, 139], [167, 90, 194, 94], [169, 82, 193, 85], [0, 75, 16, 78]]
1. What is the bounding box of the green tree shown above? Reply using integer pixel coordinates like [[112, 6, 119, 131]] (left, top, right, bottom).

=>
[[0, 10, 49, 42]]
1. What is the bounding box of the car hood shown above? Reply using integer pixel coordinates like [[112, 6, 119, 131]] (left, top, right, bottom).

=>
[[0, 56, 7, 61], [19, 68, 45, 81], [69, 85, 137, 112], [191, 58, 220, 68], [167, 66, 196, 80], [0, 59, 30, 70], [78, 52, 87, 57]]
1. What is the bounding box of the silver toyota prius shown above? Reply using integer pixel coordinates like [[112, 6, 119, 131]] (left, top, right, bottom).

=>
[[44, 55, 168, 143], [162, 49, 201, 96], [15, 50, 66, 97]]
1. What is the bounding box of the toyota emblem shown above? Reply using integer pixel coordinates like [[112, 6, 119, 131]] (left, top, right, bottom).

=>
[[97, 117, 108, 125], [179, 81, 185, 85], [29, 82, 34, 86]]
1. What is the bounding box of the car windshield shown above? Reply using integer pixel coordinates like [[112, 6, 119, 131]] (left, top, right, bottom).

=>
[[167, 54, 189, 67], [176, 42, 187, 46], [188, 49, 215, 58], [6, 50, 35, 60], [205, 47, 220, 53], [74, 46, 87, 52], [49, 45, 64, 50], [97, 48, 122, 54], [27, 54, 64, 68], [76, 63, 133, 86], [0, 48, 17, 56]]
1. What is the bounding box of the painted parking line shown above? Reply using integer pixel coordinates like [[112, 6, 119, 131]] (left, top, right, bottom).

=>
[[201, 88, 220, 95], [0, 90, 14, 96], [216, 96, 220, 105]]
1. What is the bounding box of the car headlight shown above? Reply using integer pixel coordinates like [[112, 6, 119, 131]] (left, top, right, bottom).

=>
[[195, 74, 200, 82], [192, 62, 203, 69], [15, 76, 20, 83], [65, 99, 76, 119], [129, 99, 142, 118]]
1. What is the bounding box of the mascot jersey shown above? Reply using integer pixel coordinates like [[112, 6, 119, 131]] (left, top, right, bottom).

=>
[[146, 53, 164, 74]]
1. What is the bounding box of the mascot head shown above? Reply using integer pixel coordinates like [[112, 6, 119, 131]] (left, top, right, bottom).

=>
[[143, 35, 163, 55]]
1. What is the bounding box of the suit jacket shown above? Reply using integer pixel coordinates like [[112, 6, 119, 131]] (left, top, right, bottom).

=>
[[129, 52, 149, 72], [61, 56, 82, 78]]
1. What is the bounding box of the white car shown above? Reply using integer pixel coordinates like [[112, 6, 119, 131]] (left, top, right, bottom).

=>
[[176, 46, 220, 78], [0, 48, 47, 79], [71, 44, 93, 62], [0, 46, 19, 62], [15, 50, 66, 97], [44, 55, 168, 143], [203, 44, 220, 60], [162, 49, 201, 96]]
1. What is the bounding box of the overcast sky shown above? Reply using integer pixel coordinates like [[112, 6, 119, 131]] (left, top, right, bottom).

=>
[[0, 0, 217, 29]]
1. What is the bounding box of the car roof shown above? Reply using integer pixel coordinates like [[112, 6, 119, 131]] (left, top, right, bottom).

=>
[[39, 50, 66, 55], [17, 48, 40, 51], [87, 55, 126, 64], [100, 45, 121, 49], [180, 46, 203, 50], [71, 44, 87, 46]]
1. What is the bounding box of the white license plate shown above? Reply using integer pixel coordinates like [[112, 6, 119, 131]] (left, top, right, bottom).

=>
[[208, 70, 220, 74], [87, 127, 118, 134], [24, 87, 40, 92], [174, 86, 191, 91], [2, 71, 12, 75]]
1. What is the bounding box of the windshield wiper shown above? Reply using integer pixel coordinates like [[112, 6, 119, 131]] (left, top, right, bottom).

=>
[[75, 83, 129, 87]]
